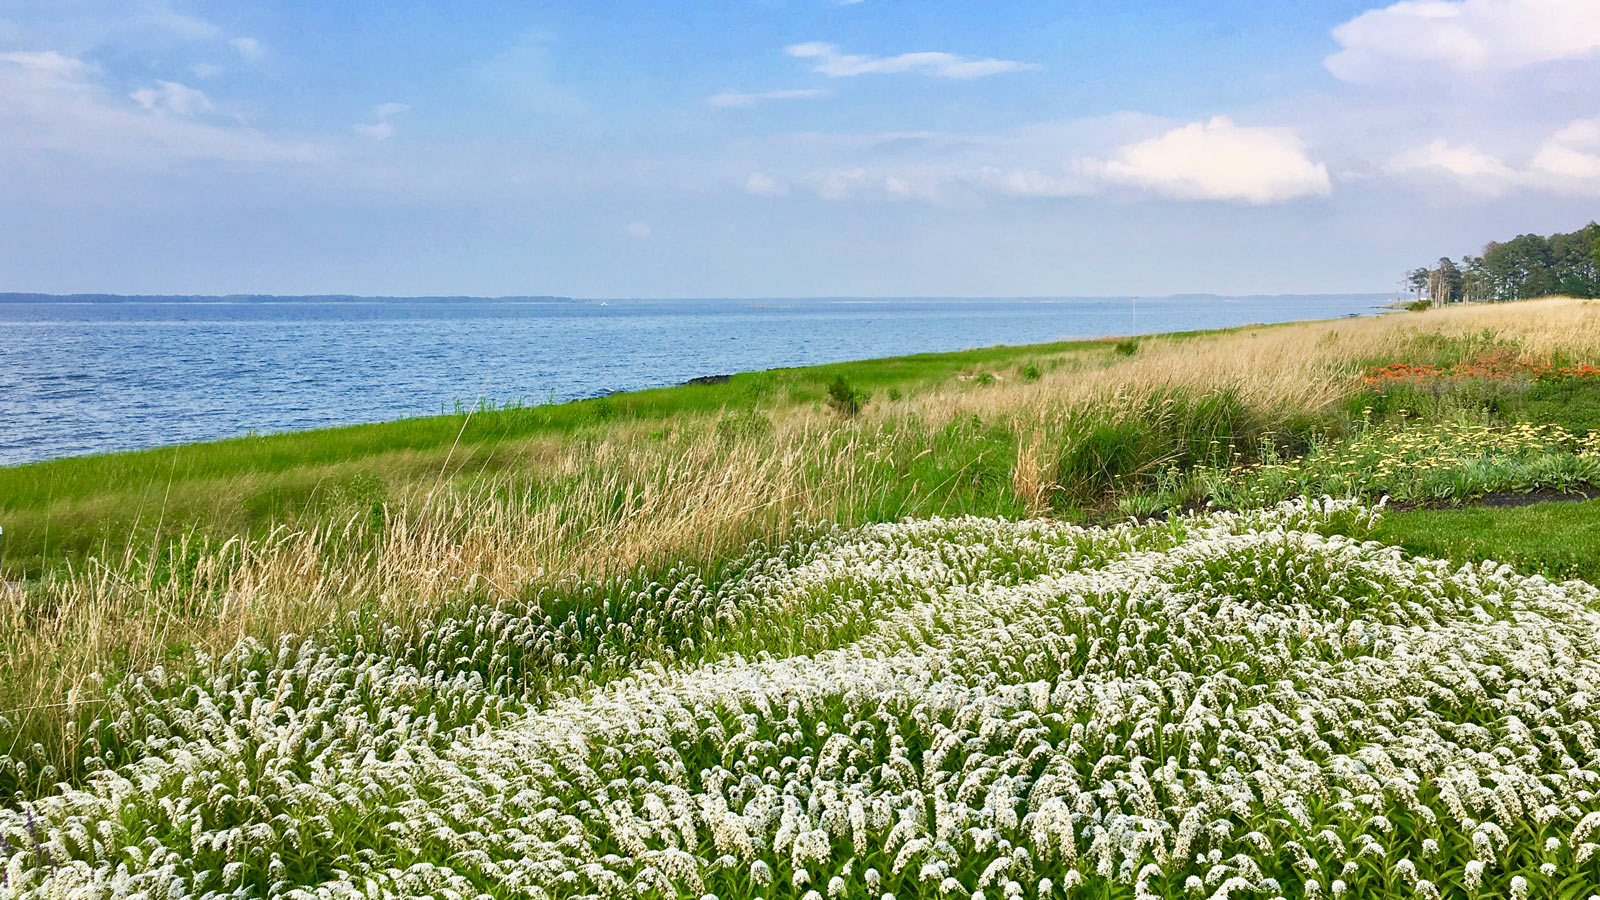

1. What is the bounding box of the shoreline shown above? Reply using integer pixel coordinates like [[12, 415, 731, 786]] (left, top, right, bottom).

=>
[[1, 303, 1398, 471]]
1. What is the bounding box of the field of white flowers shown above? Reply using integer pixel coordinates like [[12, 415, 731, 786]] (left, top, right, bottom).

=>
[[4, 498, 1600, 900]]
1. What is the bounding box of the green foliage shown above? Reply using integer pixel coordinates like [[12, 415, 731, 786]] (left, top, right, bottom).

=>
[[1051, 388, 1274, 505], [1416, 220, 1600, 302], [1131, 419, 1600, 513], [329, 471, 388, 534], [1020, 363, 1041, 382], [1054, 418, 1164, 502], [714, 408, 773, 442], [739, 370, 778, 403], [2, 335, 1149, 577], [1113, 338, 1139, 356], [825, 376, 868, 418]]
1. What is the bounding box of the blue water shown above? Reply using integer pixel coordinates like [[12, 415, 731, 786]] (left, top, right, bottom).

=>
[[0, 294, 1389, 466]]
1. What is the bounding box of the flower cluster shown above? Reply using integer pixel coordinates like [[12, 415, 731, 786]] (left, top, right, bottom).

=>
[[1189, 420, 1600, 508], [1363, 356, 1600, 385], [3, 499, 1600, 900]]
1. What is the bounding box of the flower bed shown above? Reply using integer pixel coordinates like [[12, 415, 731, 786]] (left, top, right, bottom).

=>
[[1364, 356, 1600, 386], [1144, 421, 1600, 512], [5, 500, 1600, 900]]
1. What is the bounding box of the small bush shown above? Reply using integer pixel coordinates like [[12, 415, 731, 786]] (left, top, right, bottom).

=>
[[887, 387, 902, 401], [1113, 339, 1139, 356], [715, 409, 773, 442], [1020, 364, 1041, 382], [1406, 298, 1431, 312], [826, 376, 868, 418], [331, 472, 388, 533], [1054, 418, 1166, 503], [975, 372, 996, 386]]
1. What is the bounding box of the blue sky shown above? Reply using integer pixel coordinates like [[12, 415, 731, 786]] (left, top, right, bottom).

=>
[[2, 0, 1598, 297]]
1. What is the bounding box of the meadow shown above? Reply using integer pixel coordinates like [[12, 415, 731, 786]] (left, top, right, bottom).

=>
[[2, 298, 1600, 898]]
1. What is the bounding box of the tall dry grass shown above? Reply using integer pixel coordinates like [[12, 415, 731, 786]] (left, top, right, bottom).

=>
[[2, 297, 1597, 778], [920, 297, 1600, 427]]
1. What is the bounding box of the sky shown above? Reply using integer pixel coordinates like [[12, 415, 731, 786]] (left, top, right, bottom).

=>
[[1, 0, 1599, 298]]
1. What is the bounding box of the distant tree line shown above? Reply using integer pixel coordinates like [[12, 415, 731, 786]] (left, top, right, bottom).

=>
[[1406, 221, 1600, 306]]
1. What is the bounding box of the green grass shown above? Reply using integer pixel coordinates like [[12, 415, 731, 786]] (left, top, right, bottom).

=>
[[0, 338, 1118, 576], [1375, 497, 1600, 583], [0, 316, 1312, 579]]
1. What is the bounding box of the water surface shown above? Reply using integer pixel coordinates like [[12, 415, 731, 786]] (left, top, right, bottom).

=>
[[0, 294, 1388, 465]]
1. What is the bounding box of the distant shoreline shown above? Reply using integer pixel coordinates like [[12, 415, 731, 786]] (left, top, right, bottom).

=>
[[0, 291, 1395, 304]]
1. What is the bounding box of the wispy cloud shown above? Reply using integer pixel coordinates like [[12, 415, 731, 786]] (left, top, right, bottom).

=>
[[973, 117, 1331, 204], [1385, 119, 1600, 196], [785, 42, 1036, 79], [129, 80, 213, 116], [229, 36, 264, 61], [743, 172, 787, 196], [0, 49, 319, 169], [1327, 0, 1600, 81], [1385, 139, 1518, 193], [707, 88, 826, 108], [353, 121, 394, 141], [354, 102, 409, 141]]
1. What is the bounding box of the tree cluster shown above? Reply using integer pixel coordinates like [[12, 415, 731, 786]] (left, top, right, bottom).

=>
[[1406, 221, 1600, 306]]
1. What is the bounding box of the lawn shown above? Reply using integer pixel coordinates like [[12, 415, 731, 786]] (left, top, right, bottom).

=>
[[1375, 495, 1600, 583]]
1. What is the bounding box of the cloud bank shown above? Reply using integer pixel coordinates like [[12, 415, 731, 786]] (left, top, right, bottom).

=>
[[1386, 119, 1600, 196], [1327, 0, 1600, 81]]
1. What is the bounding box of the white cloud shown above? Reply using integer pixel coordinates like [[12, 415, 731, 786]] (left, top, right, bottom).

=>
[[1384, 138, 1517, 193], [0, 50, 91, 79], [230, 36, 264, 61], [353, 121, 395, 141], [625, 221, 652, 238], [1529, 118, 1600, 192], [129, 80, 213, 116], [1081, 117, 1331, 203], [727, 114, 1336, 205], [816, 167, 869, 199], [981, 167, 1094, 199], [0, 49, 317, 169], [354, 103, 409, 140], [785, 42, 1036, 79], [743, 172, 787, 196], [1383, 119, 1600, 196], [143, 4, 219, 41], [707, 88, 826, 108], [190, 62, 223, 79], [1327, 0, 1600, 81]]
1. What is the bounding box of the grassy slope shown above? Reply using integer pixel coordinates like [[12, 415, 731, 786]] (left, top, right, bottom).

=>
[[2, 298, 1599, 796], [0, 333, 1166, 576], [6, 307, 1600, 580]]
